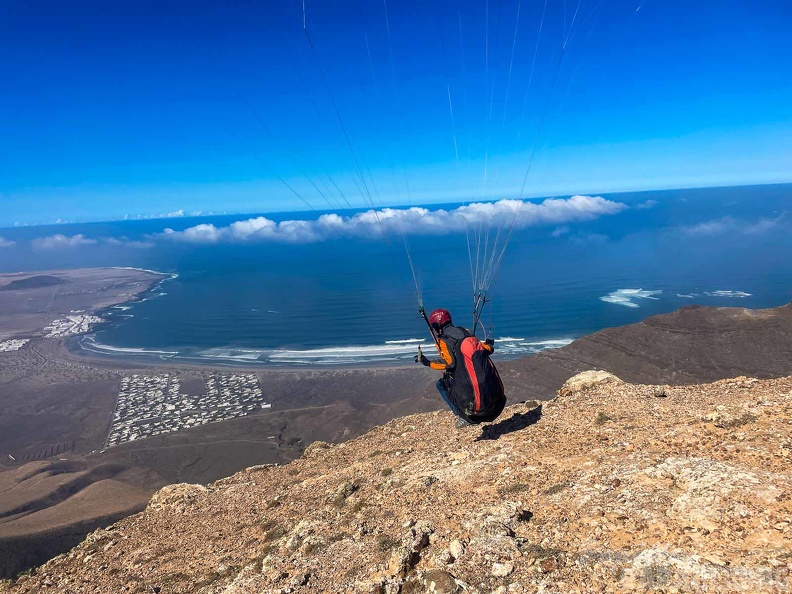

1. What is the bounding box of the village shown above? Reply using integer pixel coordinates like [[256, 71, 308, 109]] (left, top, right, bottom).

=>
[[0, 339, 29, 352], [44, 314, 105, 338], [105, 373, 271, 448]]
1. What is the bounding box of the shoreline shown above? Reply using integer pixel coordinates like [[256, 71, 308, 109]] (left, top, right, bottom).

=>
[[62, 336, 425, 373], [72, 270, 575, 371], [68, 331, 576, 373]]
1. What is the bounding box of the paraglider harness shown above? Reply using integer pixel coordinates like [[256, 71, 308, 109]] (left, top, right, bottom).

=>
[[419, 306, 505, 423]]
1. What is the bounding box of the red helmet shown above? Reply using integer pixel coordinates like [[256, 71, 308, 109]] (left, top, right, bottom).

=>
[[428, 308, 452, 330]]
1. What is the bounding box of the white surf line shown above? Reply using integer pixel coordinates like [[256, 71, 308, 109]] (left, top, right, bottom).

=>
[[600, 288, 662, 308]]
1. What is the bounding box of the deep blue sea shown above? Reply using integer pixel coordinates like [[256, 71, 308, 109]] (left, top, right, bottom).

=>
[[1, 184, 790, 366]]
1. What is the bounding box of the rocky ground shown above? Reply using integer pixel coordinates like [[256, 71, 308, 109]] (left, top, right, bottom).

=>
[[3, 371, 791, 593]]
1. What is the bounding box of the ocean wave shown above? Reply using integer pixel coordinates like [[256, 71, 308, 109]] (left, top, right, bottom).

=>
[[76, 335, 575, 367], [492, 337, 575, 355], [600, 288, 662, 308], [705, 290, 752, 298], [195, 348, 266, 362], [675, 290, 752, 299], [78, 335, 178, 358], [524, 339, 575, 347], [267, 342, 435, 362]]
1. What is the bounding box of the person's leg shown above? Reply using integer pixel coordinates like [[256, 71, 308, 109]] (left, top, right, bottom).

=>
[[436, 378, 462, 417]]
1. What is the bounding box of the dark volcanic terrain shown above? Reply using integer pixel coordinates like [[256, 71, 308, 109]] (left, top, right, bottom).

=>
[[0, 275, 64, 292], [499, 302, 792, 400], [1, 286, 791, 577]]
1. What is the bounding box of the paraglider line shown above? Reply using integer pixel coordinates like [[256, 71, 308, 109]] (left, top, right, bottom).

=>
[[302, 27, 385, 236]]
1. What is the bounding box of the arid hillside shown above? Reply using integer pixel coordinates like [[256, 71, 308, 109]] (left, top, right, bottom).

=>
[[3, 371, 790, 593], [499, 303, 792, 400]]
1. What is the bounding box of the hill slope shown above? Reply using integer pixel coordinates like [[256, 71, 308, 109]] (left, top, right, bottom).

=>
[[0, 275, 64, 291], [4, 372, 791, 593], [500, 303, 792, 399]]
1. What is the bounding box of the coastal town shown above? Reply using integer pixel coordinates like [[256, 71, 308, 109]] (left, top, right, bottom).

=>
[[105, 373, 271, 448], [0, 339, 29, 352], [44, 314, 105, 338]]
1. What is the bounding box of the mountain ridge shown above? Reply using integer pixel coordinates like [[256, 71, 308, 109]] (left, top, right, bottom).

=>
[[498, 303, 792, 399]]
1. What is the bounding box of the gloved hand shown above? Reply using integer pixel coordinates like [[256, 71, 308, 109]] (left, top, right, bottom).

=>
[[414, 346, 431, 366], [485, 338, 494, 347]]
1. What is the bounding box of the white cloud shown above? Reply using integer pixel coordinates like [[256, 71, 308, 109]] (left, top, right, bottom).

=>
[[636, 199, 658, 210], [0, 237, 15, 248], [102, 237, 155, 249], [162, 195, 627, 244], [680, 214, 785, 236], [31, 234, 98, 250], [570, 233, 609, 245], [124, 209, 186, 220]]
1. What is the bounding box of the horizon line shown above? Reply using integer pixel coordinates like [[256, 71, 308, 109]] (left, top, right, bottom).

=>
[[3, 180, 790, 231]]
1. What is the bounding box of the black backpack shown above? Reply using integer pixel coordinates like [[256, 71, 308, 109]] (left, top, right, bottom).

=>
[[445, 328, 506, 423]]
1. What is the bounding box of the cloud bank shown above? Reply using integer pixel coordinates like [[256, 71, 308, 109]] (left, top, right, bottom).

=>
[[162, 195, 626, 244], [103, 237, 155, 249], [0, 237, 15, 248], [31, 234, 98, 250], [680, 214, 785, 237], [635, 199, 658, 210]]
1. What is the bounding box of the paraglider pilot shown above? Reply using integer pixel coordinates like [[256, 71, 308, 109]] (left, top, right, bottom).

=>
[[415, 308, 505, 428]]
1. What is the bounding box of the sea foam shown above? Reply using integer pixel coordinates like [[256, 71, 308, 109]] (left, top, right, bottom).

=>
[[600, 288, 662, 308], [77, 335, 574, 367], [705, 290, 752, 298]]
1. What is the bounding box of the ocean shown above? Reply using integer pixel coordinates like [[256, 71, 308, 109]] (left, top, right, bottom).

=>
[[1, 184, 790, 366]]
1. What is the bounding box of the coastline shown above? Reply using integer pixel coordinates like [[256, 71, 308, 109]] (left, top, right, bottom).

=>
[[67, 331, 576, 372], [68, 269, 576, 371], [0, 266, 176, 343]]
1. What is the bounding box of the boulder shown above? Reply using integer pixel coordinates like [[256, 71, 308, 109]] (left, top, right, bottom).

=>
[[558, 370, 621, 397]]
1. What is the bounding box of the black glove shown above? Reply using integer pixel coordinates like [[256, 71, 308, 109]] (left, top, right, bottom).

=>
[[485, 338, 494, 347], [414, 346, 431, 366]]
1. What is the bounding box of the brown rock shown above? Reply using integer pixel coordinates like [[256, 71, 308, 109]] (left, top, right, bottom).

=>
[[558, 370, 621, 397], [146, 483, 207, 512], [421, 569, 459, 593], [491, 561, 514, 577], [539, 558, 557, 573], [448, 539, 465, 560]]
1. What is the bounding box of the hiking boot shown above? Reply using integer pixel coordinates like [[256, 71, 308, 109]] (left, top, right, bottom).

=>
[[455, 416, 472, 429]]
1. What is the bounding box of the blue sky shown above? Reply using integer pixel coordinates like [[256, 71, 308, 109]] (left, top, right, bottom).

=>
[[1, 0, 790, 226]]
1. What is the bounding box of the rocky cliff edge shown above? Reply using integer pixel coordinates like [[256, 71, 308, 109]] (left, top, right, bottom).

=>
[[3, 372, 791, 593]]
